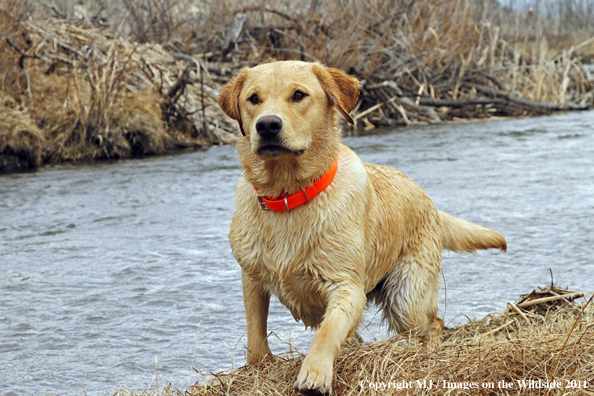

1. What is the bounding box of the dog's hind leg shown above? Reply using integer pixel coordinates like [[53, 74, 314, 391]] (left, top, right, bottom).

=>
[[374, 244, 444, 343]]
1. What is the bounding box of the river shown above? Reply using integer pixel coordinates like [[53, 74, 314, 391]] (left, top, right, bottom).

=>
[[1, 111, 593, 395]]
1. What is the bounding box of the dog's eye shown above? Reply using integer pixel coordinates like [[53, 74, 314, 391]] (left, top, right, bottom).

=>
[[248, 94, 259, 104], [293, 91, 307, 102]]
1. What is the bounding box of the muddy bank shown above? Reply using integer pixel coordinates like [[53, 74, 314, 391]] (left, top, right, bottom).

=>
[[2, 0, 594, 172]]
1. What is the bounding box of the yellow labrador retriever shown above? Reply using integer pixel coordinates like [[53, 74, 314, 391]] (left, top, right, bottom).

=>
[[219, 61, 506, 395]]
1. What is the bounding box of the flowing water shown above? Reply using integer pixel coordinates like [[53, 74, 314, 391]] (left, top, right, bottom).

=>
[[1, 111, 594, 395]]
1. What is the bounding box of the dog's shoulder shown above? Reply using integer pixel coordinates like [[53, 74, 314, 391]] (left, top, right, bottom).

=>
[[362, 162, 438, 233], [363, 163, 429, 199], [332, 145, 368, 194], [363, 163, 411, 183]]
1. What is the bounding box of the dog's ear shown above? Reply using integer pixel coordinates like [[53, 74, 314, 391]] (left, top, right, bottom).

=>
[[218, 70, 248, 136], [312, 63, 361, 125]]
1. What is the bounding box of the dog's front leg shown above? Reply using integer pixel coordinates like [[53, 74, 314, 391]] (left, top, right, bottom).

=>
[[242, 270, 273, 365], [294, 283, 365, 395]]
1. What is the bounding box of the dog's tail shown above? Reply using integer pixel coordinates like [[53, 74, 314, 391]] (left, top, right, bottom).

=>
[[439, 211, 507, 254]]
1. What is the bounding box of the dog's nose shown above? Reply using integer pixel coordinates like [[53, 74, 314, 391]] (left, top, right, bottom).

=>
[[255, 116, 283, 140]]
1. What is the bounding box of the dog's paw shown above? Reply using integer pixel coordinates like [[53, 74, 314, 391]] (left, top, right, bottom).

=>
[[293, 356, 333, 395]]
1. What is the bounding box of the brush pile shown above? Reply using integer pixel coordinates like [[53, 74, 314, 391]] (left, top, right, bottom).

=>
[[3, 0, 594, 171], [513, 285, 588, 314], [206, 1, 594, 129], [177, 287, 593, 396]]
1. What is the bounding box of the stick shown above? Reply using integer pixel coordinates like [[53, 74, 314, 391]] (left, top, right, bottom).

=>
[[201, 52, 207, 137], [481, 320, 515, 336], [353, 102, 384, 120], [354, 94, 405, 121], [415, 97, 507, 108], [166, 67, 190, 101], [393, 102, 411, 125], [398, 97, 441, 123], [516, 292, 587, 309], [508, 302, 530, 325]]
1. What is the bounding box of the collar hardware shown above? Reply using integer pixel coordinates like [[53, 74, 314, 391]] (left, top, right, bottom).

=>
[[256, 195, 270, 210]]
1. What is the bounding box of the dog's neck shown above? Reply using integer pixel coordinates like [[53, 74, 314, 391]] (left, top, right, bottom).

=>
[[237, 132, 342, 198]]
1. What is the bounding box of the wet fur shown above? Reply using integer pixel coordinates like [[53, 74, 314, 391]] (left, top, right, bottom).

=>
[[219, 61, 506, 395]]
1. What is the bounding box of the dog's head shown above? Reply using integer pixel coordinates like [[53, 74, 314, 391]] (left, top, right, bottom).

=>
[[218, 61, 360, 161]]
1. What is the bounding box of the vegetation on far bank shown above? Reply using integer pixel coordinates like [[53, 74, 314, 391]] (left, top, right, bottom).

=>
[[2, 0, 594, 172]]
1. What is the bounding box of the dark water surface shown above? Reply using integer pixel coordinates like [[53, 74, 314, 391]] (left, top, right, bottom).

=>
[[1, 111, 593, 395]]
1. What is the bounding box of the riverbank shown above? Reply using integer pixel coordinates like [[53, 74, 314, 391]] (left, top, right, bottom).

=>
[[119, 286, 593, 396], [2, 0, 594, 172], [0, 13, 240, 172]]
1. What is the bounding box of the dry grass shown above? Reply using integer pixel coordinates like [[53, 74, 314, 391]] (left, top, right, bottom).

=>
[[0, 0, 237, 171], [0, 90, 44, 170], [116, 287, 594, 396], [28, 71, 174, 163], [189, 292, 594, 396]]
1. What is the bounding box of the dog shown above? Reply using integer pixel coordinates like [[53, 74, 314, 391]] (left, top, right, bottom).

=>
[[218, 60, 506, 395]]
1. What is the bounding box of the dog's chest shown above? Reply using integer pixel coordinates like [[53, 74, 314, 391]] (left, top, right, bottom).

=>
[[231, 200, 340, 283], [231, 204, 343, 324]]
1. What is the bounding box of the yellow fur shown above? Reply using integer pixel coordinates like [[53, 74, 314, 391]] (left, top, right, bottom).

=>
[[219, 61, 506, 395]]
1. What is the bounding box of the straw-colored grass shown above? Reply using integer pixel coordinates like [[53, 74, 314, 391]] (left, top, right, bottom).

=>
[[116, 288, 594, 396], [0, 90, 44, 171], [0, 1, 237, 171], [28, 71, 174, 163], [190, 297, 594, 395]]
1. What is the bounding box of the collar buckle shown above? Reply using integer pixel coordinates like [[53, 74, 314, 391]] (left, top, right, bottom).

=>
[[256, 195, 270, 210]]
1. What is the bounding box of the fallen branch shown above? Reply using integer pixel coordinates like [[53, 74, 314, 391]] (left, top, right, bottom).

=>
[[398, 97, 442, 123], [516, 292, 587, 309]]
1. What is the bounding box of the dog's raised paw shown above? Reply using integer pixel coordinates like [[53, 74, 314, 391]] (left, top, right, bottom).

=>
[[294, 361, 332, 395]]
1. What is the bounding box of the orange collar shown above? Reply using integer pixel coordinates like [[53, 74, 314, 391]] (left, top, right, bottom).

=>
[[254, 159, 338, 212]]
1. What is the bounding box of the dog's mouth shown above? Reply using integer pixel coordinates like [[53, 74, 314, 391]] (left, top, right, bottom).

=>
[[257, 145, 305, 158]]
